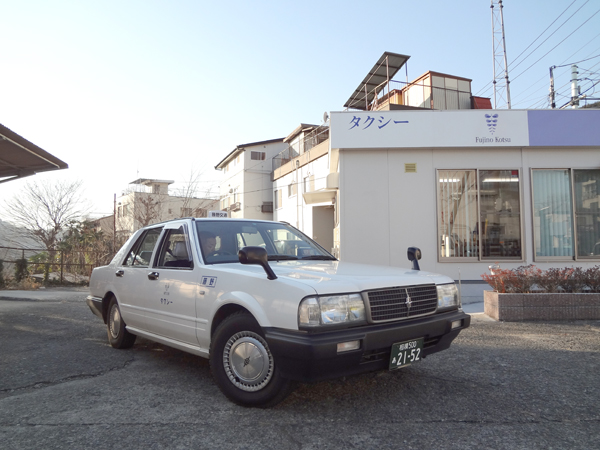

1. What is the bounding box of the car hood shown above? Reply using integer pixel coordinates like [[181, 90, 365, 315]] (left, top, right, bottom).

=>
[[238, 260, 454, 295]]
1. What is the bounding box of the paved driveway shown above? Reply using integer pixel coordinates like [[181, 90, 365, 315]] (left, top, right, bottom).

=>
[[1, 288, 599, 449]]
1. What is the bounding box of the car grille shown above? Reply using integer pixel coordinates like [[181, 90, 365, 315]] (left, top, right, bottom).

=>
[[366, 284, 438, 323]]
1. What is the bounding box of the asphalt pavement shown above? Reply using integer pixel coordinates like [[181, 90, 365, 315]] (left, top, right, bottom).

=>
[[1, 287, 598, 450]]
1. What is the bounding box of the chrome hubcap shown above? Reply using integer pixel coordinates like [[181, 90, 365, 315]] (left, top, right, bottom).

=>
[[223, 331, 273, 392], [109, 304, 121, 339]]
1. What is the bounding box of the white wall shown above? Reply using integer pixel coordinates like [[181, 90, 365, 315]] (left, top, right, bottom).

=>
[[273, 154, 331, 240], [339, 145, 600, 281], [218, 141, 287, 220]]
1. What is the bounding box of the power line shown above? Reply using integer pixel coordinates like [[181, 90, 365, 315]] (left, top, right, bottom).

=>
[[511, 7, 600, 84]]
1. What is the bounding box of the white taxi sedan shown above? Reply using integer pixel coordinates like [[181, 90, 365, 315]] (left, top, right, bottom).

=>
[[87, 218, 470, 407]]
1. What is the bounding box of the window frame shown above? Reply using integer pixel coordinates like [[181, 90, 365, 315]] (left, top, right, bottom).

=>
[[436, 168, 525, 263], [531, 167, 600, 262], [122, 226, 164, 267]]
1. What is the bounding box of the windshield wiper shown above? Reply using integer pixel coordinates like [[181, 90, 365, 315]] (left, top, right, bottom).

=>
[[268, 255, 298, 261], [300, 255, 337, 260]]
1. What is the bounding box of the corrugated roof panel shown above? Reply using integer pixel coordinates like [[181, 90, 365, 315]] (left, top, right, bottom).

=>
[[344, 52, 410, 110]]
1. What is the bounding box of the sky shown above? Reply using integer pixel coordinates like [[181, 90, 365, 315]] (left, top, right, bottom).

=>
[[1, 0, 599, 221]]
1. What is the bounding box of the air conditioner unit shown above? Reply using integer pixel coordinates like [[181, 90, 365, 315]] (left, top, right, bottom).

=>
[[231, 202, 241, 212], [261, 202, 273, 213]]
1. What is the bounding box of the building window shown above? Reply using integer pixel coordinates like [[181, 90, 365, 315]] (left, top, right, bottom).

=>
[[221, 197, 231, 210], [575, 169, 600, 257], [304, 175, 314, 193], [437, 169, 522, 260], [181, 207, 193, 217], [274, 189, 282, 210], [251, 151, 266, 160], [288, 180, 297, 197], [532, 169, 573, 258], [532, 168, 600, 260]]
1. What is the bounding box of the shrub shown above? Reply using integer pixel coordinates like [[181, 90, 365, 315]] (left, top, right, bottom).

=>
[[482, 264, 600, 293], [14, 258, 29, 282], [0, 259, 5, 289], [583, 266, 600, 293], [558, 267, 587, 293], [536, 267, 562, 293]]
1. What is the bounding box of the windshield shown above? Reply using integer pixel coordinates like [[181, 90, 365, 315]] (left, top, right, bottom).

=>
[[195, 220, 336, 264]]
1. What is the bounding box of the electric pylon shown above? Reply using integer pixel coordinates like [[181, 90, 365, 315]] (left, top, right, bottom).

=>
[[491, 0, 511, 109]]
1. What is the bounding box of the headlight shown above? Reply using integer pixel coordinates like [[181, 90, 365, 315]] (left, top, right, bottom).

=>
[[299, 294, 366, 329], [437, 283, 459, 310]]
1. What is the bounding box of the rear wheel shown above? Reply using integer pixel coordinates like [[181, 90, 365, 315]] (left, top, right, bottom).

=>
[[210, 311, 292, 407], [107, 297, 136, 349]]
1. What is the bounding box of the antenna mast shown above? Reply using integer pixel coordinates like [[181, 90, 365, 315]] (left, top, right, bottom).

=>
[[491, 0, 511, 109]]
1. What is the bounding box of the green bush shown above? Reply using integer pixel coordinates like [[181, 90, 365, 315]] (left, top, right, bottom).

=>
[[14, 258, 29, 282], [0, 259, 5, 288]]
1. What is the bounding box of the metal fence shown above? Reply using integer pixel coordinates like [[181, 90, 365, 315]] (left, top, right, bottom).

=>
[[0, 246, 112, 285]]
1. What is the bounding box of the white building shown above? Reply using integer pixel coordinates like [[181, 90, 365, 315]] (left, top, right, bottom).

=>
[[215, 138, 287, 220], [116, 178, 218, 236], [273, 108, 600, 282], [213, 52, 600, 284]]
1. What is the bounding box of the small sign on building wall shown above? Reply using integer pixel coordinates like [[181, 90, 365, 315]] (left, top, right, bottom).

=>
[[208, 211, 228, 218]]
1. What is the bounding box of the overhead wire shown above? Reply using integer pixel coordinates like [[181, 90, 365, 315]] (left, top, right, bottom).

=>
[[475, 0, 600, 103]]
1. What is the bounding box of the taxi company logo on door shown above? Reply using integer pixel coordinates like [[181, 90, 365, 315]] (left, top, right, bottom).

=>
[[201, 276, 217, 287]]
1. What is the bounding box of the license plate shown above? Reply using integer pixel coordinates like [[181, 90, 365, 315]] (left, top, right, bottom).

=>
[[389, 338, 423, 370]]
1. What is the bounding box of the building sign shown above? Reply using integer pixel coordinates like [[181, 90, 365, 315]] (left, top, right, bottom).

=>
[[527, 110, 600, 147], [330, 110, 530, 149]]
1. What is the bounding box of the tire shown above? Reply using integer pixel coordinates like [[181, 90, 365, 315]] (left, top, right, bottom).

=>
[[210, 311, 293, 407], [107, 297, 136, 349]]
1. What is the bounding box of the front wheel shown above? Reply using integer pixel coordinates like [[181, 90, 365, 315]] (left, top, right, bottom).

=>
[[210, 312, 292, 407], [107, 297, 136, 349]]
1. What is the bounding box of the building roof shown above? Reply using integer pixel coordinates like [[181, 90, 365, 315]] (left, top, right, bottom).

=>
[[344, 51, 410, 110], [0, 123, 68, 184], [283, 124, 318, 143], [214, 137, 284, 169], [130, 178, 174, 185]]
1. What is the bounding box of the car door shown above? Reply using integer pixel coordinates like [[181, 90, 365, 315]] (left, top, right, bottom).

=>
[[114, 226, 164, 330], [143, 222, 200, 345]]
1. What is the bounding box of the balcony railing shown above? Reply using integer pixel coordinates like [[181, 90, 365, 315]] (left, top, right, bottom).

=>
[[272, 126, 329, 171]]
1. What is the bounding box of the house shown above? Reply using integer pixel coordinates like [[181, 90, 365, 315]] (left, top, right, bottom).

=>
[[115, 178, 218, 236], [214, 138, 287, 220]]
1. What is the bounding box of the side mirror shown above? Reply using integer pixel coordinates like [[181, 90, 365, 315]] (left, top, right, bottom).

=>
[[407, 247, 421, 271], [238, 246, 277, 280]]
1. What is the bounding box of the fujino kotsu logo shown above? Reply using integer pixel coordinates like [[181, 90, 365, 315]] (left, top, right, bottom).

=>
[[476, 113, 511, 144]]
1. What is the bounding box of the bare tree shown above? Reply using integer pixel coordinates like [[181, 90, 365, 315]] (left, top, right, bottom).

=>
[[134, 194, 163, 228], [5, 179, 88, 251], [172, 168, 218, 218]]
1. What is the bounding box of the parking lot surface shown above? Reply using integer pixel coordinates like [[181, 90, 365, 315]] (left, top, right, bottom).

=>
[[1, 288, 599, 450]]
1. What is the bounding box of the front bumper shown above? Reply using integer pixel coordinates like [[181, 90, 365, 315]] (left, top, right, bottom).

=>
[[264, 309, 470, 382]]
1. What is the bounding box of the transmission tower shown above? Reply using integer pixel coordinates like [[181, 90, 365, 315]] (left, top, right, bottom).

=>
[[491, 0, 511, 109]]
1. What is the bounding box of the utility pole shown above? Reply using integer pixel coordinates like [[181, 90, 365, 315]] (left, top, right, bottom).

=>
[[570, 65, 580, 109], [491, 0, 511, 109], [549, 66, 556, 109]]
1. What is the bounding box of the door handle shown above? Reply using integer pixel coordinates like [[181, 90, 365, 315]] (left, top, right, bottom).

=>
[[147, 272, 160, 280], [115, 269, 124, 277]]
